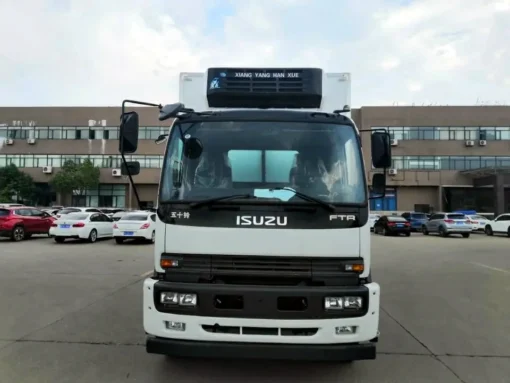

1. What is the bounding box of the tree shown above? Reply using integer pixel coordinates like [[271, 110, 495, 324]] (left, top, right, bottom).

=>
[[0, 164, 36, 203], [50, 159, 101, 199]]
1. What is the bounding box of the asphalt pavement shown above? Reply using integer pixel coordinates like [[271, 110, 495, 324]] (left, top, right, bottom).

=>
[[0, 231, 509, 383]]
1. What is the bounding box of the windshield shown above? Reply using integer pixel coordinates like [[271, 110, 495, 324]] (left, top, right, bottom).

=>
[[121, 214, 149, 221], [59, 208, 81, 214], [160, 120, 366, 205], [447, 214, 465, 220], [388, 216, 407, 222], [63, 213, 89, 220]]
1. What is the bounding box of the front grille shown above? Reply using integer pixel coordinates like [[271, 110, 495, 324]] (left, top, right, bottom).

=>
[[162, 254, 361, 279]]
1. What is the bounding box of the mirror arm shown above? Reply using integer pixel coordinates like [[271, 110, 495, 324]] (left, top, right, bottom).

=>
[[120, 99, 162, 211]]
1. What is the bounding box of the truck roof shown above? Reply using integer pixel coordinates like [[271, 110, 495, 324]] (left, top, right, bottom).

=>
[[179, 109, 356, 125]]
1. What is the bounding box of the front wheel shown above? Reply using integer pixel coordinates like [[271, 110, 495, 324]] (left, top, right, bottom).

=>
[[439, 226, 448, 237], [485, 225, 493, 236], [405, 232, 411, 237], [11, 226, 25, 242], [422, 226, 429, 235]]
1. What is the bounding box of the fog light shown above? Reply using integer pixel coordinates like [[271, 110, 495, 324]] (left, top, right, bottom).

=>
[[179, 293, 197, 306], [344, 296, 362, 309], [165, 321, 186, 331], [336, 326, 356, 334], [160, 292, 179, 304], [325, 297, 343, 309]]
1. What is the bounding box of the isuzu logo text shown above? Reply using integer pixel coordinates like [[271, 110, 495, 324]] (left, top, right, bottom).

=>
[[329, 214, 356, 221], [236, 216, 288, 226]]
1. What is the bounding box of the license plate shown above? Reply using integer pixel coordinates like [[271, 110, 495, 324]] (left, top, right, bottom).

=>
[[60, 224, 70, 228], [123, 231, 134, 236], [397, 224, 404, 227], [456, 222, 463, 225]]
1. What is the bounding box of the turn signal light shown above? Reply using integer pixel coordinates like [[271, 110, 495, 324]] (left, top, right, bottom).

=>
[[140, 223, 150, 229], [113, 223, 118, 229], [160, 258, 180, 268], [72, 222, 85, 227], [345, 264, 364, 273]]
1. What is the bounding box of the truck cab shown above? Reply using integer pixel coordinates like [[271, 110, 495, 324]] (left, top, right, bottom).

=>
[[117, 67, 391, 361]]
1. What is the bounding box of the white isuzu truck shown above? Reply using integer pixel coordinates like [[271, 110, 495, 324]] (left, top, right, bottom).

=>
[[117, 67, 392, 361]]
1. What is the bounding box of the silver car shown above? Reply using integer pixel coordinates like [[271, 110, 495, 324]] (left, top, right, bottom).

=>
[[422, 212, 472, 238]]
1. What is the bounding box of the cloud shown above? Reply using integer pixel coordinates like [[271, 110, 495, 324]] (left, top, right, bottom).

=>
[[0, 0, 509, 107]]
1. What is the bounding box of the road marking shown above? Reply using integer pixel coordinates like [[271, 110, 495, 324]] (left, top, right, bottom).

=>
[[470, 262, 510, 275], [140, 270, 153, 277]]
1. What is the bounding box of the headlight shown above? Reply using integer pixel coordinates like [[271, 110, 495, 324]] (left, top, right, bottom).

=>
[[324, 296, 363, 310], [160, 292, 197, 307]]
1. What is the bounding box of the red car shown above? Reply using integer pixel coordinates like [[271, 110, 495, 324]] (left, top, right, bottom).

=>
[[0, 207, 56, 241]]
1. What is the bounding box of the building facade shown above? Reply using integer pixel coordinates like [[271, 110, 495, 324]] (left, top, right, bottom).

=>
[[1, 106, 510, 213]]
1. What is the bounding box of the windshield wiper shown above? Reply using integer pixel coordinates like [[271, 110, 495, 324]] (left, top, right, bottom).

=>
[[269, 187, 336, 212], [188, 194, 255, 209]]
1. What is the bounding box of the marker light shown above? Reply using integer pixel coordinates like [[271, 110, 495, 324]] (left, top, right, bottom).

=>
[[160, 258, 180, 268], [165, 321, 186, 331]]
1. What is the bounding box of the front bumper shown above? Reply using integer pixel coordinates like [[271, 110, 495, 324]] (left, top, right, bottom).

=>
[[146, 336, 376, 361], [143, 278, 380, 350]]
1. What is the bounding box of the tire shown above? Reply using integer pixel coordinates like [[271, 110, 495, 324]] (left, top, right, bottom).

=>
[[11, 225, 25, 242], [88, 229, 98, 243], [149, 231, 155, 244], [115, 238, 124, 244], [422, 226, 429, 235], [382, 228, 389, 236], [54, 236, 65, 243], [485, 225, 493, 236], [507, 227, 510, 238], [439, 226, 448, 237], [405, 232, 411, 237], [462, 233, 470, 238]]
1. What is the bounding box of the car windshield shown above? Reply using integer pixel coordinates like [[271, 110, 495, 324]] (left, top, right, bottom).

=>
[[59, 208, 81, 214], [64, 213, 89, 220], [411, 213, 427, 219], [388, 216, 407, 222], [160, 120, 366, 205], [447, 214, 465, 219], [121, 214, 149, 221]]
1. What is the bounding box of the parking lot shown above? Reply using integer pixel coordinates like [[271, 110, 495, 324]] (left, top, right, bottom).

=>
[[0, 233, 509, 383]]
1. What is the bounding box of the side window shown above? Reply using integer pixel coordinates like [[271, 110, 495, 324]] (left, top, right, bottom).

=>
[[90, 214, 100, 222], [14, 209, 25, 216], [228, 150, 262, 182], [30, 209, 44, 217], [497, 215, 510, 221], [150, 214, 156, 222], [265, 150, 298, 183]]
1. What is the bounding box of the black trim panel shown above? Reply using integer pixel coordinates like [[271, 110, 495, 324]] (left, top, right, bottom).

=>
[[158, 204, 369, 229], [153, 281, 369, 319], [146, 336, 376, 361]]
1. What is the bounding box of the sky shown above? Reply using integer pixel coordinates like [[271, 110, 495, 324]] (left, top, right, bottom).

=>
[[0, 0, 509, 107]]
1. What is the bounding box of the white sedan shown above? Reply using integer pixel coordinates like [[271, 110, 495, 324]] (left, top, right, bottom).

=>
[[113, 212, 157, 244], [465, 214, 491, 232], [50, 212, 114, 243]]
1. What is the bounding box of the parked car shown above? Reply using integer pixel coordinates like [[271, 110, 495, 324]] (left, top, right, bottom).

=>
[[465, 214, 491, 232], [373, 215, 411, 236], [369, 214, 381, 231], [113, 211, 157, 244], [0, 207, 55, 241], [401, 211, 428, 232], [50, 212, 114, 243], [55, 207, 103, 219], [422, 212, 472, 238], [111, 211, 129, 221], [484, 213, 510, 237]]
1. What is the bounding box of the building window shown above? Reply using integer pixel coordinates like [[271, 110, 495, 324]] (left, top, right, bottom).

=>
[[0, 154, 164, 168], [371, 126, 510, 141], [72, 184, 126, 207]]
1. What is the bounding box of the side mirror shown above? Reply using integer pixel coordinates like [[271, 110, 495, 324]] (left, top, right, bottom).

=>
[[371, 131, 392, 169], [121, 161, 141, 176], [183, 137, 203, 159], [159, 103, 184, 121], [172, 160, 183, 187], [369, 173, 386, 199], [119, 111, 139, 154]]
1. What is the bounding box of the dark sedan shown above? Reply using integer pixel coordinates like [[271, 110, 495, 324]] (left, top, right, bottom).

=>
[[373, 215, 411, 236]]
